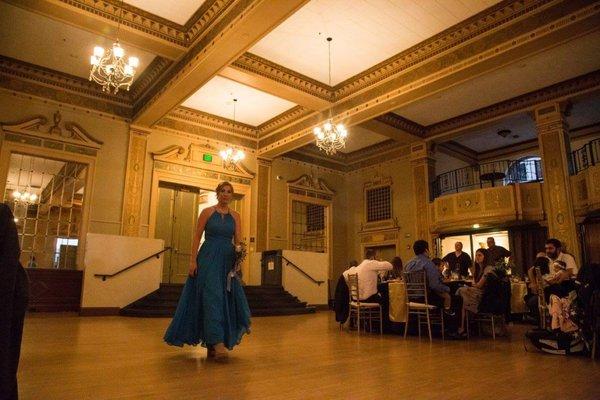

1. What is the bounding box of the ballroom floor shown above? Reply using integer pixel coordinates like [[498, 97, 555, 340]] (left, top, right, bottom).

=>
[[19, 312, 599, 400]]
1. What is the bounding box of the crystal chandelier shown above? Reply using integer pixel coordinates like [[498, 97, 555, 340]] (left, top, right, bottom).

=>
[[12, 189, 38, 204], [313, 37, 348, 155], [89, 1, 139, 94], [220, 99, 246, 170]]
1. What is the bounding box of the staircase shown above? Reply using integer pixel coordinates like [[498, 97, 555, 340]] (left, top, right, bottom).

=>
[[120, 284, 316, 317]]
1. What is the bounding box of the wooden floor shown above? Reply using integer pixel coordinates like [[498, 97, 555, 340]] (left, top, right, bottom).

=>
[[19, 312, 599, 400]]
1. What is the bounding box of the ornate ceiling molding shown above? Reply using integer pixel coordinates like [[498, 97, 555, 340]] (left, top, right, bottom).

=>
[[232, 53, 332, 101], [129, 57, 173, 101], [257, 106, 313, 137], [166, 107, 258, 139], [59, 0, 187, 45], [375, 113, 425, 137]]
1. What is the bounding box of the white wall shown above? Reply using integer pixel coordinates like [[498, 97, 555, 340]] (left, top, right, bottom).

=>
[[282, 250, 328, 306], [81, 233, 164, 308]]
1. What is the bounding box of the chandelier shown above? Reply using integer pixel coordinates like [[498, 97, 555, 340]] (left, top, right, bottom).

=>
[[12, 189, 38, 204], [313, 37, 348, 155], [89, 1, 139, 94], [220, 98, 246, 170]]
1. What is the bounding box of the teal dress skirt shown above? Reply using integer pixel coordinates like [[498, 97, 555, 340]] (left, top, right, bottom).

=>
[[164, 211, 251, 350]]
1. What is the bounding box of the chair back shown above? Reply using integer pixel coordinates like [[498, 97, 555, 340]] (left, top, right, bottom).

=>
[[347, 274, 360, 302], [403, 270, 429, 304], [534, 267, 547, 308]]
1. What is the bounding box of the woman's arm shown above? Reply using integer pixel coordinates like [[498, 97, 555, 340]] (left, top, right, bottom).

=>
[[188, 208, 211, 276], [475, 274, 487, 289], [232, 210, 242, 249]]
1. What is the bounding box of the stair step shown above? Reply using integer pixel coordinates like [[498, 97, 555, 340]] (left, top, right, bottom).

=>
[[122, 285, 314, 318]]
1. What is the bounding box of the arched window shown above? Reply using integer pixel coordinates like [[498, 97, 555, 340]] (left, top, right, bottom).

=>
[[505, 156, 543, 184]]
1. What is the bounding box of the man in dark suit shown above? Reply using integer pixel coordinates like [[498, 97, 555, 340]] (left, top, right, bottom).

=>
[[1, 204, 29, 400]]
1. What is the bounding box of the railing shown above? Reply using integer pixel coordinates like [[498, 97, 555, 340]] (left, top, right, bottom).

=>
[[94, 247, 171, 281], [431, 159, 543, 200], [571, 138, 600, 175], [279, 254, 325, 286]]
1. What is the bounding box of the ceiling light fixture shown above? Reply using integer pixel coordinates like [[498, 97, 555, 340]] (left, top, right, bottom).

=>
[[89, 0, 139, 94], [313, 37, 347, 155], [12, 189, 38, 204], [220, 98, 245, 170]]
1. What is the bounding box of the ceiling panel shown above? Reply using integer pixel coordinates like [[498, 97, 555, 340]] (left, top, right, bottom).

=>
[[394, 31, 600, 126], [339, 125, 389, 153], [251, 0, 498, 85], [126, 0, 205, 26], [0, 3, 155, 81], [182, 76, 297, 126]]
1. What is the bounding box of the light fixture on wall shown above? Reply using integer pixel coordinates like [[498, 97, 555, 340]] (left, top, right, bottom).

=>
[[89, 0, 139, 94], [220, 98, 245, 170], [313, 37, 348, 155]]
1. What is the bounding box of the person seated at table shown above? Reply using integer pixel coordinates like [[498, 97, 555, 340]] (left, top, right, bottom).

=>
[[542, 238, 578, 300], [487, 237, 511, 265], [342, 249, 392, 303], [442, 241, 472, 278], [405, 240, 453, 315], [456, 248, 496, 337], [384, 256, 403, 280]]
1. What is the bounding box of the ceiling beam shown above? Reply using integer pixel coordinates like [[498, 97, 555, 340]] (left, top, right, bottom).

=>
[[132, 0, 309, 127], [257, 0, 600, 158], [359, 113, 425, 143], [220, 53, 331, 111]]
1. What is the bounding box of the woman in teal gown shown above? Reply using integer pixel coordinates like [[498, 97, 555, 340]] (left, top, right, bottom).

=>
[[164, 181, 251, 360]]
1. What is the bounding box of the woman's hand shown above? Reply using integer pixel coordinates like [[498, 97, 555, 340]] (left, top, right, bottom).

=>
[[188, 261, 197, 277]]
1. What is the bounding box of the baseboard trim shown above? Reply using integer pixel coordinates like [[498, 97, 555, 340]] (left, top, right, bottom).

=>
[[309, 304, 330, 311], [80, 307, 120, 316]]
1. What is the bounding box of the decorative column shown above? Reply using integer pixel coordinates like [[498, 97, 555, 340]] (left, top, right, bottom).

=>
[[121, 125, 151, 237], [255, 157, 272, 252], [535, 102, 581, 262], [410, 141, 436, 248]]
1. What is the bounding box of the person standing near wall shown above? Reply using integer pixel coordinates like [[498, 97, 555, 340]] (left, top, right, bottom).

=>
[[0, 204, 29, 400]]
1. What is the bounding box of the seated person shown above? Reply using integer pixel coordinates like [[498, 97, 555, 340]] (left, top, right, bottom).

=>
[[342, 249, 392, 303], [405, 240, 453, 315], [456, 248, 496, 336], [544, 238, 578, 299], [387, 256, 403, 280]]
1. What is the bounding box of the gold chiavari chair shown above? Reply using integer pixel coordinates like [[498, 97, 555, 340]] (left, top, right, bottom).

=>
[[347, 274, 382, 335], [403, 270, 444, 341]]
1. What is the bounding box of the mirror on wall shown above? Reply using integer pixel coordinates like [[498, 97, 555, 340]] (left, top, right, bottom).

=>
[[3, 153, 87, 269]]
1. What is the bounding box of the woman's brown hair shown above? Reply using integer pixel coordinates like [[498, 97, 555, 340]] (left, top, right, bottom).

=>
[[216, 181, 234, 195]]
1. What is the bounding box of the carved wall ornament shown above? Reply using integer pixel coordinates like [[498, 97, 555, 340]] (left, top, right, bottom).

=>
[[287, 173, 335, 196], [1, 113, 103, 156], [152, 144, 255, 179]]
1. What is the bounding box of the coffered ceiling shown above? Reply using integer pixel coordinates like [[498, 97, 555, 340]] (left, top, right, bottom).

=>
[[182, 76, 297, 126], [250, 0, 498, 85], [0, 2, 156, 81], [125, 0, 206, 25], [1, 0, 598, 163]]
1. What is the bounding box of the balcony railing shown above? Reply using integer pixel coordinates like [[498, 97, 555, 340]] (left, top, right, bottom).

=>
[[571, 138, 600, 175], [431, 158, 543, 200]]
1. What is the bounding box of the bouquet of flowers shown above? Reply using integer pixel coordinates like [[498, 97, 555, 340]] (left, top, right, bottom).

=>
[[227, 242, 247, 291]]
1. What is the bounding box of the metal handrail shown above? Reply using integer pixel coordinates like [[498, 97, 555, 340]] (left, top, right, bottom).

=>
[[94, 247, 171, 281], [263, 254, 324, 286]]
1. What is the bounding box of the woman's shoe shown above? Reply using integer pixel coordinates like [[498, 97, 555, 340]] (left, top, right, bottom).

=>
[[207, 346, 216, 358], [213, 343, 228, 362]]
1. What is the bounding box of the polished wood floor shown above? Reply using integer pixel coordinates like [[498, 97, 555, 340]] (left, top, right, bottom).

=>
[[19, 312, 599, 400]]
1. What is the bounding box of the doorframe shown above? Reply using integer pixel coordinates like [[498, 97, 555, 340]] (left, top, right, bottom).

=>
[[149, 170, 252, 278]]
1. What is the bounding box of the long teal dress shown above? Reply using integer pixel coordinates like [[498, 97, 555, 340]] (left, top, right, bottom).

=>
[[164, 211, 251, 350]]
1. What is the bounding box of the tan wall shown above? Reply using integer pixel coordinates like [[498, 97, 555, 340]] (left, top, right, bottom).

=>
[[345, 156, 417, 267], [269, 157, 348, 281]]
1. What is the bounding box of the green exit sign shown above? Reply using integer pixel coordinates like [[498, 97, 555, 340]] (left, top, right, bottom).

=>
[[202, 153, 213, 163]]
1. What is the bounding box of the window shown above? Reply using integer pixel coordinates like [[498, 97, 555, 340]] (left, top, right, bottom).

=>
[[291, 200, 326, 253], [366, 186, 392, 222], [505, 156, 543, 184]]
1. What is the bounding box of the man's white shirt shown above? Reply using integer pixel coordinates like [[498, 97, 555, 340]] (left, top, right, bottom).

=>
[[343, 259, 392, 300]]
